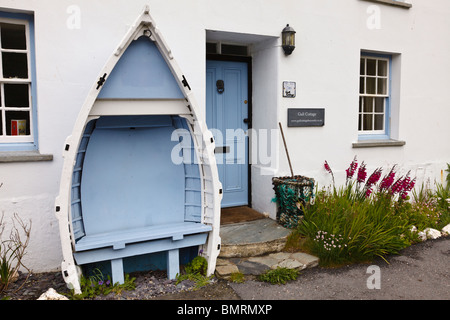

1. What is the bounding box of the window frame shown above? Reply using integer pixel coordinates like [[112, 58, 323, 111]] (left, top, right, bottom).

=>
[[358, 52, 392, 141], [0, 11, 38, 151]]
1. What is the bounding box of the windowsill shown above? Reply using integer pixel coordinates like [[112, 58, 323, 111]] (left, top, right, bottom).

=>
[[352, 139, 406, 148], [360, 0, 412, 9], [0, 151, 53, 163]]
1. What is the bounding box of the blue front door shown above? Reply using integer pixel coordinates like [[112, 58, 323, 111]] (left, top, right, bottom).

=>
[[206, 60, 249, 208]]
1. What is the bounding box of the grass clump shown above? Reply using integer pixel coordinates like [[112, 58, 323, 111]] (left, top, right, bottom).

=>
[[229, 272, 245, 283], [258, 267, 299, 285]]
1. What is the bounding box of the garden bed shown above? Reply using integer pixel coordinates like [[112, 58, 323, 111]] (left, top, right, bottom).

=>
[[295, 158, 450, 266]]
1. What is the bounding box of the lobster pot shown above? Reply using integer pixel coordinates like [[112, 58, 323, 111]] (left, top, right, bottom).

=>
[[272, 175, 315, 228]]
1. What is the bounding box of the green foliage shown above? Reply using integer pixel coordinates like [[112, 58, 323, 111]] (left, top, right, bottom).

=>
[[229, 272, 245, 283], [297, 159, 450, 267], [298, 189, 410, 266], [432, 183, 450, 228], [258, 267, 299, 285], [69, 268, 136, 300], [184, 256, 208, 276], [445, 163, 450, 187], [176, 256, 213, 289]]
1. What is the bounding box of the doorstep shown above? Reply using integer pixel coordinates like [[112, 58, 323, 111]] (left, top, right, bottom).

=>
[[218, 218, 291, 258]]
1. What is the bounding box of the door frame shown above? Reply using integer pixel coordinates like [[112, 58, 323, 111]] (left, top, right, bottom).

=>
[[206, 53, 252, 208]]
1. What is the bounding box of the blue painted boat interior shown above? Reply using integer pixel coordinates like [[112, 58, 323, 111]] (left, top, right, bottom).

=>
[[97, 36, 184, 99], [70, 115, 204, 274], [71, 115, 202, 240]]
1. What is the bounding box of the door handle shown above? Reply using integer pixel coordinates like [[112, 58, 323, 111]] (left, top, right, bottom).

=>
[[216, 80, 224, 94]]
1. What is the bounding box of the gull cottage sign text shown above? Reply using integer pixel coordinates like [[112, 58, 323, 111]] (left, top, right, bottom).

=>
[[288, 108, 325, 127]]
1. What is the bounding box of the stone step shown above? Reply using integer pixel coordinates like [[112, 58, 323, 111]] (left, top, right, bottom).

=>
[[215, 217, 320, 278], [219, 218, 292, 258], [215, 252, 319, 279]]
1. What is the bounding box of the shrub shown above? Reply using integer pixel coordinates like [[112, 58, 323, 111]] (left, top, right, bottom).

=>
[[298, 188, 410, 266], [184, 256, 208, 276], [0, 213, 31, 294]]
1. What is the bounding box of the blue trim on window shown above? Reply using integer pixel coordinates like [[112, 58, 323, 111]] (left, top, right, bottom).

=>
[[0, 11, 38, 151], [359, 51, 392, 141]]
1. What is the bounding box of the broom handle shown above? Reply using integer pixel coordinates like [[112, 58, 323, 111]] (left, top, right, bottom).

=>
[[278, 122, 294, 177]]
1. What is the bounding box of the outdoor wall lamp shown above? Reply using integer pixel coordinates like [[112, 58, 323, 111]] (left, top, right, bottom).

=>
[[281, 24, 296, 55]]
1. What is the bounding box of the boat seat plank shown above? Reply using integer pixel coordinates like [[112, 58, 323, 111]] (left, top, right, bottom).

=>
[[75, 222, 211, 252]]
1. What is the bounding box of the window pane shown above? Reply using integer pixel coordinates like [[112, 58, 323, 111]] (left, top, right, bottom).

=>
[[378, 60, 387, 77], [359, 77, 364, 94], [1, 23, 26, 50], [363, 114, 373, 131], [377, 78, 387, 95], [360, 58, 365, 75], [374, 114, 384, 130], [0, 112, 2, 135], [367, 59, 376, 76], [363, 97, 373, 112], [358, 114, 362, 131], [375, 97, 384, 113], [359, 97, 362, 112], [366, 77, 376, 94], [4, 84, 29, 107], [6, 110, 30, 135], [2, 52, 28, 78]]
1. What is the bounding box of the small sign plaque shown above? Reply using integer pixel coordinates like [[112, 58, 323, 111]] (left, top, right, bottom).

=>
[[282, 81, 296, 98], [287, 108, 325, 127]]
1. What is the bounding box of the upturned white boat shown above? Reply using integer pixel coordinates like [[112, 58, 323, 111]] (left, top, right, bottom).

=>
[[55, 6, 222, 294]]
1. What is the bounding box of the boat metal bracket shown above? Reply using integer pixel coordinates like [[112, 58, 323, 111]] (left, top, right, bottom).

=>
[[96, 73, 107, 90], [181, 75, 191, 90]]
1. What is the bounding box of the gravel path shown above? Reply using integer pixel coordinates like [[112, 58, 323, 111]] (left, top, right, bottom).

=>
[[0, 270, 201, 300]]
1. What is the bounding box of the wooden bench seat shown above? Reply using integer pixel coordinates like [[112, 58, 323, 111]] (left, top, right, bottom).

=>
[[73, 222, 212, 284]]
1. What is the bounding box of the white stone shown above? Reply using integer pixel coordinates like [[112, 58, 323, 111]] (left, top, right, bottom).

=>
[[441, 224, 450, 236], [424, 228, 441, 240], [417, 231, 427, 241], [37, 288, 69, 300]]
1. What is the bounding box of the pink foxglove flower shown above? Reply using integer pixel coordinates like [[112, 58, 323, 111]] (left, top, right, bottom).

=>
[[380, 165, 397, 191], [366, 168, 382, 188], [345, 156, 358, 181], [324, 160, 332, 173], [357, 161, 367, 184]]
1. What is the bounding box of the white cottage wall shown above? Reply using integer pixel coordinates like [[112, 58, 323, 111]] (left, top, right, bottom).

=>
[[0, 0, 448, 272]]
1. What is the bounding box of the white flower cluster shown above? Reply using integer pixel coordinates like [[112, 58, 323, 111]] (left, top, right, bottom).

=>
[[313, 230, 348, 251]]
